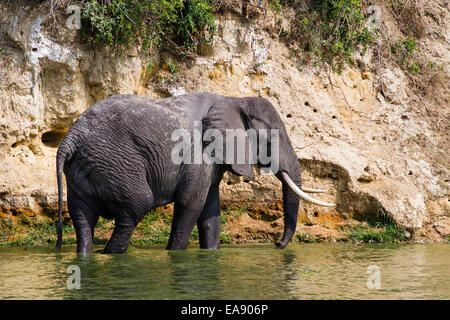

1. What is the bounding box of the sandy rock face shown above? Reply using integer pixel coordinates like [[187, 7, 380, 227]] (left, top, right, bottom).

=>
[[377, 68, 408, 104], [0, 2, 448, 239]]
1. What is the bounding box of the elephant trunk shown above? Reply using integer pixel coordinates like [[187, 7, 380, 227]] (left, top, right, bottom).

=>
[[274, 150, 335, 249], [275, 155, 302, 249]]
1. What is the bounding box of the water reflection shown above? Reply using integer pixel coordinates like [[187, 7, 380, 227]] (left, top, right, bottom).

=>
[[0, 244, 448, 299], [167, 251, 221, 299]]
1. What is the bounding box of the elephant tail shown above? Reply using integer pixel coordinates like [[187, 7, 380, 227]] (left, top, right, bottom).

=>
[[55, 140, 74, 250]]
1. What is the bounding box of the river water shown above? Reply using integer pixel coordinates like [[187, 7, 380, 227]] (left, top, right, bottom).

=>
[[0, 243, 448, 299]]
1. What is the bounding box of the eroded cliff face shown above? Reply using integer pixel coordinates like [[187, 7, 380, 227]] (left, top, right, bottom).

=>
[[0, 1, 448, 241]]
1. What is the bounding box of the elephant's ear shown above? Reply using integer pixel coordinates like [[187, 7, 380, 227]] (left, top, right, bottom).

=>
[[202, 101, 254, 179]]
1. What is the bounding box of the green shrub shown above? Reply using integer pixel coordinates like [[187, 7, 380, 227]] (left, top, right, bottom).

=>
[[79, 0, 215, 52], [350, 222, 407, 243], [167, 60, 180, 74], [297, 233, 318, 243], [390, 37, 422, 74], [220, 233, 231, 244], [0, 222, 77, 247], [269, 0, 283, 12], [282, 0, 376, 70], [348, 208, 408, 243], [133, 228, 171, 245]]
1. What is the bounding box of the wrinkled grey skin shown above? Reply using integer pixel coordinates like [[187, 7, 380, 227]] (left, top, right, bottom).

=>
[[56, 93, 302, 254]]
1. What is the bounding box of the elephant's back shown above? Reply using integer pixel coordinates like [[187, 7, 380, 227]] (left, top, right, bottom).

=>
[[70, 94, 189, 145], [63, 94, 185, 203], [79, 94, 186, 127]]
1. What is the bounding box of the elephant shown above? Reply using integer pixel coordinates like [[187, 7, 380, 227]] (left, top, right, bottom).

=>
[[55, 92, 334, 253]]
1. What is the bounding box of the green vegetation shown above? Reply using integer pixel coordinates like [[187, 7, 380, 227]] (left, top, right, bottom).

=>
[[132, 206, 239, 246], [49, 0, 376, 68], [275, 0, 375, 70], [146, 61, 156, 73], [0, 205, 239, 248], [218, 205, 248, 244], [0, 221, 76, 247], [387, 36, 443, 85], [390, 37, 421, 74], [350, 224, 407, 243], [131, 209, 171, 246], [222, 205, 248, 220], [167, 60, 180, 75], [25, 0, 442, 88], [269, 0, 283, 13], [296, 233, 318, 243], [350, 210, 407, 243], [79, 0, 215, 52], [219, 233, 231, 244]]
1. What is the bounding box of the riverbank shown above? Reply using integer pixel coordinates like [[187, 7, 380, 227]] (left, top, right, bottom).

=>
[[2, 204, 446, 249]]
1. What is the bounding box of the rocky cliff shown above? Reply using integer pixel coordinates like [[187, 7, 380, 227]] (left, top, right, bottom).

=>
[[0, 0, 448, 243]]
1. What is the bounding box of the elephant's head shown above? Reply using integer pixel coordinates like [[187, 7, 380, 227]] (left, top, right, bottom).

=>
[[203, 96, 335, 249]]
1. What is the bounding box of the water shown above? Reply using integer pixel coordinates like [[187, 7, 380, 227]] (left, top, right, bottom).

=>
[[0, 243, 448, 299]]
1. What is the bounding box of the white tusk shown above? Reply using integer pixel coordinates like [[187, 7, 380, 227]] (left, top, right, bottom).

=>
[[281, 172, 336, 207], [301, 187, 327, 193]]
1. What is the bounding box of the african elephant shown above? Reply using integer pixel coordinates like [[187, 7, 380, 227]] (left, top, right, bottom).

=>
[[55, 93, 334, 253]]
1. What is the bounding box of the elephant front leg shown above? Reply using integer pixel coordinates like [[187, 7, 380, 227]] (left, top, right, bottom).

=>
[[166, 201, 205, 251], [197, 185, 221, 249]]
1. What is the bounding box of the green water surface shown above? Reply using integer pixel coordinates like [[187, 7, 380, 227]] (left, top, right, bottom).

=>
[[0, 243, 448, 299]]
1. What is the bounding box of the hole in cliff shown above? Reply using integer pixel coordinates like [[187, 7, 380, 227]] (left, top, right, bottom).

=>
[[332, 115, 336, 119], [41, 130, 66, 148], [227, 181, 232, 185], [32, 48, 38, 52], [305, 101, 310, 106], [286, 114, 292, 118], [313, 211, 318, 217], [313, 108, 318, 113], [408, 171, 413, 175], [11, 142, 19, 148]]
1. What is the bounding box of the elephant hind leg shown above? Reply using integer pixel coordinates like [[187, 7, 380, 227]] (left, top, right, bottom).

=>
[[67, 187, 99, 254], [103, 197, 153, 254], [103, 214, 139, 254], [103, 186, 155, 254]]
